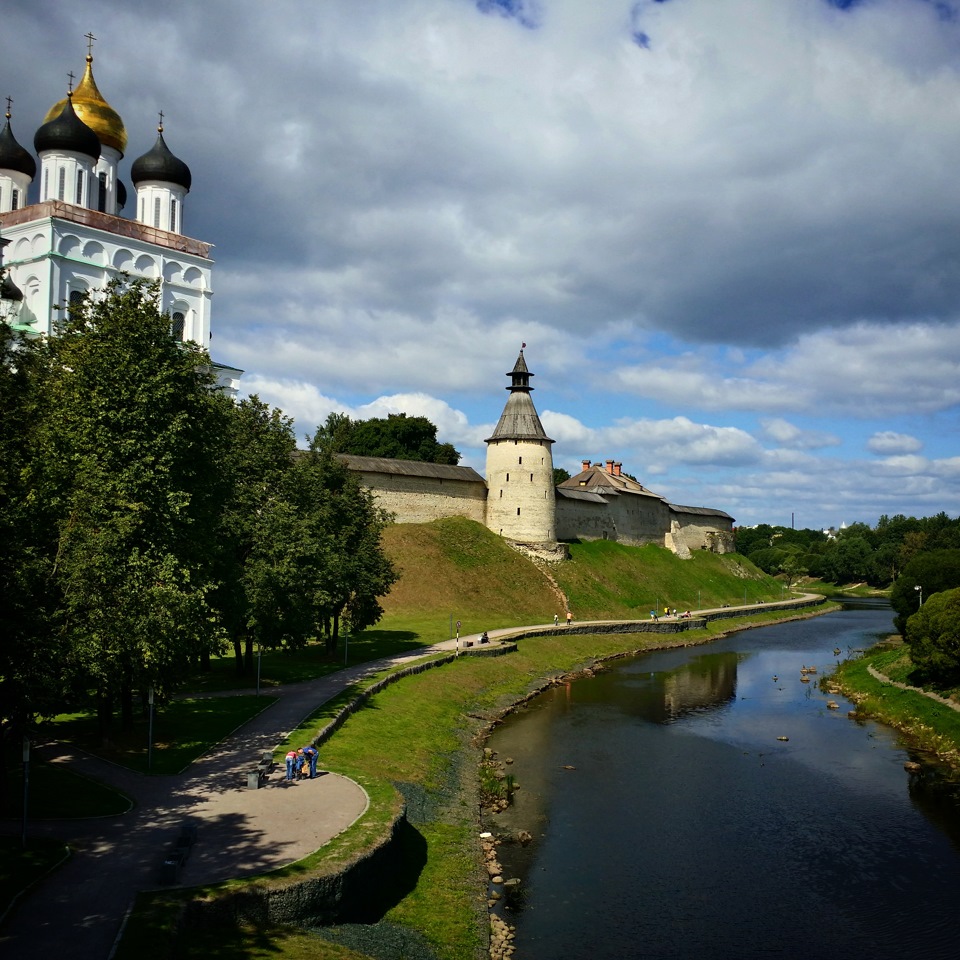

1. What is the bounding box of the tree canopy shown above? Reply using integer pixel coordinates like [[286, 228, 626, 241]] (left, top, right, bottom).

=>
[[315, 411, 460, 464], [905, 587, 960, 682], [0, 280, 397, 753]]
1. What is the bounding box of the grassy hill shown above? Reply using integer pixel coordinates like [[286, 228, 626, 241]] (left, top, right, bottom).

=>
[[377, 517, 783, 643]]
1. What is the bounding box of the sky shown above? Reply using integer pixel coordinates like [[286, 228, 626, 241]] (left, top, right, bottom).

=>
[[5, 0, 960, 529]]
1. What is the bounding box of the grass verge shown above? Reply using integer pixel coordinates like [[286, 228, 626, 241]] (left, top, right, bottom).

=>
[[43, 695, 276, 775], [831, 639, 960, 767]]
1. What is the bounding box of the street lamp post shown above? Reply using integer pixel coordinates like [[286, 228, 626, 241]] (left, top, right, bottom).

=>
[[147, 687, 155, 771], [343, 621, 350, 667], [256, 645, 262, 697], [21, 735, 30, 848], [915, 584, 923, 608]]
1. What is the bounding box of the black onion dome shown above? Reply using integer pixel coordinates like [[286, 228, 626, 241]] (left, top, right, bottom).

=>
[[116, 178, 127, 210], [1, 272, 24, 303], [0, 114, 37, 179], [131, 128, 191, 191], [34, 94, 100, 161]]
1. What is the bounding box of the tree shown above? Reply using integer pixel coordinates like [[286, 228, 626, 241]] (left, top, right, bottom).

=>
[[819, 535, 874, 585], [316, 411, 460, 464], [778, 554, 807, 590], [0, 322, 67, 779], [31, 279, 230, 735], [553, 467, 571, 485], [211, 396, 298, 674], [905, 587, 960, 683], [890, 549, 960, 636], [288, 436, 398, 653]]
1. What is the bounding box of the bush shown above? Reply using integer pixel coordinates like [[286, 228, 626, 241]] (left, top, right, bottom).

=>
[[905, 587, 960, 684]]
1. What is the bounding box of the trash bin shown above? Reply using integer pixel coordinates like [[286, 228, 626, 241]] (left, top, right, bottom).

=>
[[161, 856, 181, 885], [247, 770, 262, 789]]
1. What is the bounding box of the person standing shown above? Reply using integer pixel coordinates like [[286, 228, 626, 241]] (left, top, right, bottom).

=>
[[566, 611, 573, 626], [302, 744, 319, 779], [285, 749, 298, 781], [554, 613, 559, 626]]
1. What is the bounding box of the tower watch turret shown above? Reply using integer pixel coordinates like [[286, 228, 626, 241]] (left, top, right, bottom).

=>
[[485, 347, 557, 543]]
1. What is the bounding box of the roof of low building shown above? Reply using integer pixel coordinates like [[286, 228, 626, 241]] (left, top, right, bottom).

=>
[[338, 454, 485, 483], [555, 487, 608, 504], [557, 464, 668, 503], [669, 503, 736, 521]]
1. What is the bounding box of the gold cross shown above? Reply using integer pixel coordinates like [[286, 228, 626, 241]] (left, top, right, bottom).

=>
[[85, 32, 97, 57]]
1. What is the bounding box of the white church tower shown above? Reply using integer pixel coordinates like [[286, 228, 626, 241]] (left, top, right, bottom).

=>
[[485, 348, 557, 544], [0, 38, 240, 392]]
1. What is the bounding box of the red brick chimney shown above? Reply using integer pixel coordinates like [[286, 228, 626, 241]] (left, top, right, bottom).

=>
[[606, 459, 614, 474], [614, 462, 622, 477], [581, 459, 591, 472]]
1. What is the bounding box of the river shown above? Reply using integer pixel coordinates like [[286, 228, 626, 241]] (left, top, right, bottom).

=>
[[484, 601, 960, 959]]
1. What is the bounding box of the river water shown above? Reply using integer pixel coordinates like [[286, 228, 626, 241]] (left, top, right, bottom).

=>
[[485, 602, 960, 959]]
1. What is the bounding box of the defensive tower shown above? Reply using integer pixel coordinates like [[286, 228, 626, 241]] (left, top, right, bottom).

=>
[[484, 347, 556, 543]]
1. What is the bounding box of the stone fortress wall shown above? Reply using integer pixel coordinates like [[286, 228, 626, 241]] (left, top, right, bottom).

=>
[[340, 353, 734, 557]]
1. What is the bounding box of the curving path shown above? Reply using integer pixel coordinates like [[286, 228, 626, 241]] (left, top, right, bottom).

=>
[[0, 600, 817, 959]]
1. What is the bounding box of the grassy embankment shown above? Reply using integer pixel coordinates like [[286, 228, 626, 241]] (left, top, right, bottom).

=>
[[831, 638, 960, 767], [117, 518, 811, 960]]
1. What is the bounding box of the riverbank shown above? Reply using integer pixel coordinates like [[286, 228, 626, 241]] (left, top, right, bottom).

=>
[[831, 637, 960, 771], [119, 601, 835, 960]]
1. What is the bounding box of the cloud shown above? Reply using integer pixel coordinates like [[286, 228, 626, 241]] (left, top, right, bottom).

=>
[[7, 0, 960, 527], [760, 419, 841, 450], [867, 431, 924, 455]]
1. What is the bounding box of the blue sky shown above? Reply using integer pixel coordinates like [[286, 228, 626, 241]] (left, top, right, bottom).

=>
[[5, 0, 960, 527]]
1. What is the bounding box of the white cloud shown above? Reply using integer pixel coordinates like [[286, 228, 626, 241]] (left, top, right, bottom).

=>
[[8, 0, 960, 526], [867, 431, 923, 456]]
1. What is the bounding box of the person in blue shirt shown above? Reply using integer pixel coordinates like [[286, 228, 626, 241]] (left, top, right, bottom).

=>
[[302, 745, 319, 779]]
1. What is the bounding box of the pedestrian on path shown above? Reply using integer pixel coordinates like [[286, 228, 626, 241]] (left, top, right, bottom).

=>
[[302, 744, 319, 779], [285, 749, 298, 781], [566, 611, 573, 626], [554, 613, 559, 626]]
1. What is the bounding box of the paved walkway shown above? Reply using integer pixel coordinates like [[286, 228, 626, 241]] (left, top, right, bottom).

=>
[[0, 602, 814, 959], [0, 636, 477, 960]]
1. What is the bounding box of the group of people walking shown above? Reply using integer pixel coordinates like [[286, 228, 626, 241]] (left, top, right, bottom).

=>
[[284, 745, 319, 781]]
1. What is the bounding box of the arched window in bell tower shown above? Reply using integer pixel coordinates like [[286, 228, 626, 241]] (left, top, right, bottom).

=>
[[171, 310, 185, 340]]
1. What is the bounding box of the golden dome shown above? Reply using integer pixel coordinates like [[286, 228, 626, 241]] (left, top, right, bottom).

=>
[[44, 56, 126, 155]]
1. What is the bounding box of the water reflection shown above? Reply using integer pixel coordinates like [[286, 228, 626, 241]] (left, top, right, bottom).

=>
[[486, 604, 960, 960]]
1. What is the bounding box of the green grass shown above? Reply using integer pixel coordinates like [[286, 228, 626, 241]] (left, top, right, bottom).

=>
[[182, 632, 428, 695], [802, 578, 889, 599], [0, 836, 70, 919], [555, 540, 782, 618], [2, 753, 130, 818], [832, 641, 960, 766], [43, 695, 276, 775]]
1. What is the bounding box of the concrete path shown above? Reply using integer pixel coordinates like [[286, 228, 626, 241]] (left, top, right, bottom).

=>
[[0, 638, 474, 960], [0, 601, 815, 959]]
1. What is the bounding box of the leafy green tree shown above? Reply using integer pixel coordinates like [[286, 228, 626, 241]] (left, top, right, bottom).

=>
[[890, 549, 960, 635], [317, 411, 460, 464], [211, 396, 298, 674], [778, 554, 807, 590], [905, 587, 960, 682], [819, 535, 874, 585], [0, 323, 66, 772], [289, 437, 398, 653], [553, 467, 571, 485], [31, 279, 230, 734]]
